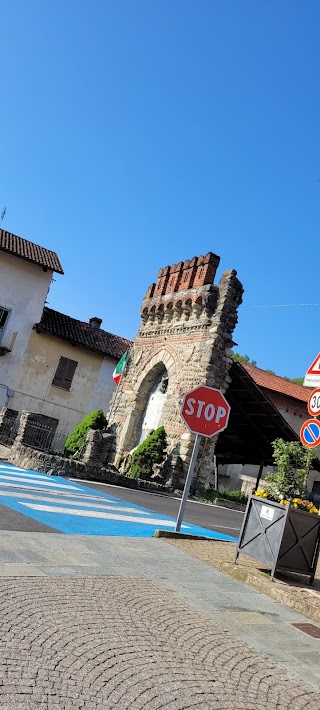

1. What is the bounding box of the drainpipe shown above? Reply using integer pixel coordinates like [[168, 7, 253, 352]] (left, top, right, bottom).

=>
[[0, 385, 14, 407]]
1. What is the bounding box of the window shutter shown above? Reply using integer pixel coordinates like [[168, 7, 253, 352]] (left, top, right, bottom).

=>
[[52, 357, 78, 390]]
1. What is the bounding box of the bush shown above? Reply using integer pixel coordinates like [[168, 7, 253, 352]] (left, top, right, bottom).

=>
[[260, 438, 313, 502], [63, 409, 106, 458], [129, 426, 167, 480]]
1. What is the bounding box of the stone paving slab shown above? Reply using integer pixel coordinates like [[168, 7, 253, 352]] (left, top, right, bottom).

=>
[[0, 575, 320, 710], [0, 532, 320, 703], [166, 538, 320, 623]]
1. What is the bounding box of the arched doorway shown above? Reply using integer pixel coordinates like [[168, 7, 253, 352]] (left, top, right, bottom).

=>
[[137, 366, 168, 445]]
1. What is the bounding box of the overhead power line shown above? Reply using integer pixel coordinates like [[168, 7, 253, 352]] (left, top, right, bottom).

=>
[[241, 303, 320, 309]]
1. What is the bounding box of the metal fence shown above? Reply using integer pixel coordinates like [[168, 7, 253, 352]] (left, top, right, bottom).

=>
[[22, 420, 57, 452]]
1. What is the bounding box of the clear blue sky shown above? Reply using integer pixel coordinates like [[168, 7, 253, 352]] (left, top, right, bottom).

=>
[[1, 1, 319, 378]]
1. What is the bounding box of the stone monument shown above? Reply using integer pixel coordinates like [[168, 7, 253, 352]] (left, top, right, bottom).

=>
[[109, 252, 243, 488]]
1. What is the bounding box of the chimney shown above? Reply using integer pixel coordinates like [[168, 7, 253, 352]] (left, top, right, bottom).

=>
[[89, 317, 102, 329]]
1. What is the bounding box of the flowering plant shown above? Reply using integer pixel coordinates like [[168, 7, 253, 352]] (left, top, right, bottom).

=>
[[253, 439, 319, 515], [254, 488, 319, 515]]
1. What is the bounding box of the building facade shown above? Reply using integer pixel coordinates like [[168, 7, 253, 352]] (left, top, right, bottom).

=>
[[0, 229, 130, 452]]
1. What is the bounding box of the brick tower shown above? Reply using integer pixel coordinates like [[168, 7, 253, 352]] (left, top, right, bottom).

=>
[[109, 252, 243, 487]]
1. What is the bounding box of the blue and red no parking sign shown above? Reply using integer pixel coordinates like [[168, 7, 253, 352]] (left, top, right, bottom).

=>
[[300, 419, 320, 448]]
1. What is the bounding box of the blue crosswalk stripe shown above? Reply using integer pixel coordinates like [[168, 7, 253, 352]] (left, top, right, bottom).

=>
[[0, 463, 237, 540]]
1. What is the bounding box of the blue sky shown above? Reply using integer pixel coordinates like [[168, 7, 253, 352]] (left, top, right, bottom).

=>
[[1, 1, 319, 378]]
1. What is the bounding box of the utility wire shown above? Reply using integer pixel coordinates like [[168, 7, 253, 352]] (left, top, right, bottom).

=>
[[241, 303, 320, 309]]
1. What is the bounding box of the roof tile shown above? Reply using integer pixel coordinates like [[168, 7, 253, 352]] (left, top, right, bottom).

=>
[[242, 363, 309, 402], [35, 307, 131, 360], [0, 229, 63, 274]]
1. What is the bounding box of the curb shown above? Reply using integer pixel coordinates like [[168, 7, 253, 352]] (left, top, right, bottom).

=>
[[191, 497, 246, 512], [209, 560, 320, 624], [154, 529, 234, 542]]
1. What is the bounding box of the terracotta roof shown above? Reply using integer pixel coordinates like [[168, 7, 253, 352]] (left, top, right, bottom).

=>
[[34, 307, 131, 360], [241, 363, 309, 403], [0, 229, 64, 274]]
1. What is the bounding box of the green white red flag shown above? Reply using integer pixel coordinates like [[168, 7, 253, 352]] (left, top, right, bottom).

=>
[[113, 352, 128, 385]]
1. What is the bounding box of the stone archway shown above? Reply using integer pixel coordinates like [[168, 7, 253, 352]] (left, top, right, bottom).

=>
[[137, 367, 168, 445], [116, 353, 176, 456]]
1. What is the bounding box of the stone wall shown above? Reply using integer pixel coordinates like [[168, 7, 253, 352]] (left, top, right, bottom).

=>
[[109, 251, 243, 487], [7, 441, 169, 492]]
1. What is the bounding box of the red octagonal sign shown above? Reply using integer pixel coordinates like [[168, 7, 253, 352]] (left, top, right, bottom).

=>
[[181, 385, 231, 438]]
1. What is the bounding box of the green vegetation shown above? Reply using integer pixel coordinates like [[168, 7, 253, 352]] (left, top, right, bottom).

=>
[[233, 353, 257, 366], [232, 352, 303, 383], [261, 438, 313, 501], [200, 487, 248, 505], [63, 409, 106, 458], [129, 426, 167, 480]]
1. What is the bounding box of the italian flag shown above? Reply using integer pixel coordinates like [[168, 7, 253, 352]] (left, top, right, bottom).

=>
[[113, 351, 128, 385]]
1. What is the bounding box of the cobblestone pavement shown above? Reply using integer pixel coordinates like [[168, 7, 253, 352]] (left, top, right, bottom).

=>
[[1, 576, 320, 710]]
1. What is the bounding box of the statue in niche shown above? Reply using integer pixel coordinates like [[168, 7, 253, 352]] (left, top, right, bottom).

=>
[[159, 374, 168, 394], [138, 369, 168, 445]]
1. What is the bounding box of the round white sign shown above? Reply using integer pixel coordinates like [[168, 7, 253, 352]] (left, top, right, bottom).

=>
[[308, 388, 320, 417]]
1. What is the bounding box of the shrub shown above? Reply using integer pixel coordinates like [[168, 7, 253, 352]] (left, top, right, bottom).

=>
[[262, 438, 313, 502], [129, 426, 167, 480], [63, 409, 106, 458]]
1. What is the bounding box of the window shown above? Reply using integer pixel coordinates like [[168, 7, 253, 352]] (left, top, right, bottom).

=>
[[0, 307, 11, 346], [52, 356, 78, 390], [0, 307, 10, 332]]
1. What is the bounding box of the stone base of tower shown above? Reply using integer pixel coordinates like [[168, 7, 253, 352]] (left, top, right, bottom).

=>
[[108, 252, 243, 488]]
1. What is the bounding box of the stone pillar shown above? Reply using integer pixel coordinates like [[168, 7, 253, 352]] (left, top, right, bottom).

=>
[[12, 411, 32, 448], [82, 428, 115, 467]]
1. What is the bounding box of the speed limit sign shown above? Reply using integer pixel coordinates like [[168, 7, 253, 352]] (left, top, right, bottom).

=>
[[308, 388, 320, 417]]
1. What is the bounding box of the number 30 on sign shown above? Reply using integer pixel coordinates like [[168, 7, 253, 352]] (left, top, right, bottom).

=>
[[308, 388, 320, 417]]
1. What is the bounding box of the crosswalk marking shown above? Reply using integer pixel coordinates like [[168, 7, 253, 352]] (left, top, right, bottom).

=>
[[0, 463, 237, 540], [1, 490, 152, 514], [20, 502, 189, 527], [0, 475, 76, 489], [0, 481, 124, 501]]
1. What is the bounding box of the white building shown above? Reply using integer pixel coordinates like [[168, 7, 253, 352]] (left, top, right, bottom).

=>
[[0, 228, 130, 451]]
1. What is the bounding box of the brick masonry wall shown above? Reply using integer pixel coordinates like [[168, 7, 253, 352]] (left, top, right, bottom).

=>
[[109, 253, 243, 486]]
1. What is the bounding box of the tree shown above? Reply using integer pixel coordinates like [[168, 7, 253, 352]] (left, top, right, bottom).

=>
[[290, 377, 304, 385], [233, 353, 257, 366]]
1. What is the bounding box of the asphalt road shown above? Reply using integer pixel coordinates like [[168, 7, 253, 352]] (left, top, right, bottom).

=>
[[0, 502, 59, 532], [69, 479, 244, 538]]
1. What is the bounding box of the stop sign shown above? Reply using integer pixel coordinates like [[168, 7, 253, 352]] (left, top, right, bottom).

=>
[[180, 385, 230, 437]]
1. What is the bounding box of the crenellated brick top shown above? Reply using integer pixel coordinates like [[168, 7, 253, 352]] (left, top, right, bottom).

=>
[[145, 252, 220, 299]]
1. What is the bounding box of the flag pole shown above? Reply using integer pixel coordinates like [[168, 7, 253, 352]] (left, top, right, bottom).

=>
[[107, 347, 131, 426]]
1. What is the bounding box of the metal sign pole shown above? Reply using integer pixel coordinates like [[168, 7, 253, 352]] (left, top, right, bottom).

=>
[[175, 434, 201, 532]]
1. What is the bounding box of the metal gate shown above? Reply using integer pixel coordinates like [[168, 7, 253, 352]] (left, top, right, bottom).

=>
[[22, 420, 57, 452]]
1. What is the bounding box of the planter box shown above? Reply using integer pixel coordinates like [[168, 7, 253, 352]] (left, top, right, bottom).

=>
[[235, 495, 320, 585]]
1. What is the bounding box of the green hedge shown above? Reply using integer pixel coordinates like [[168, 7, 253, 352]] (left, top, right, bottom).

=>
[[63, 409, 106, 458], [129, 426, 167, 480]]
